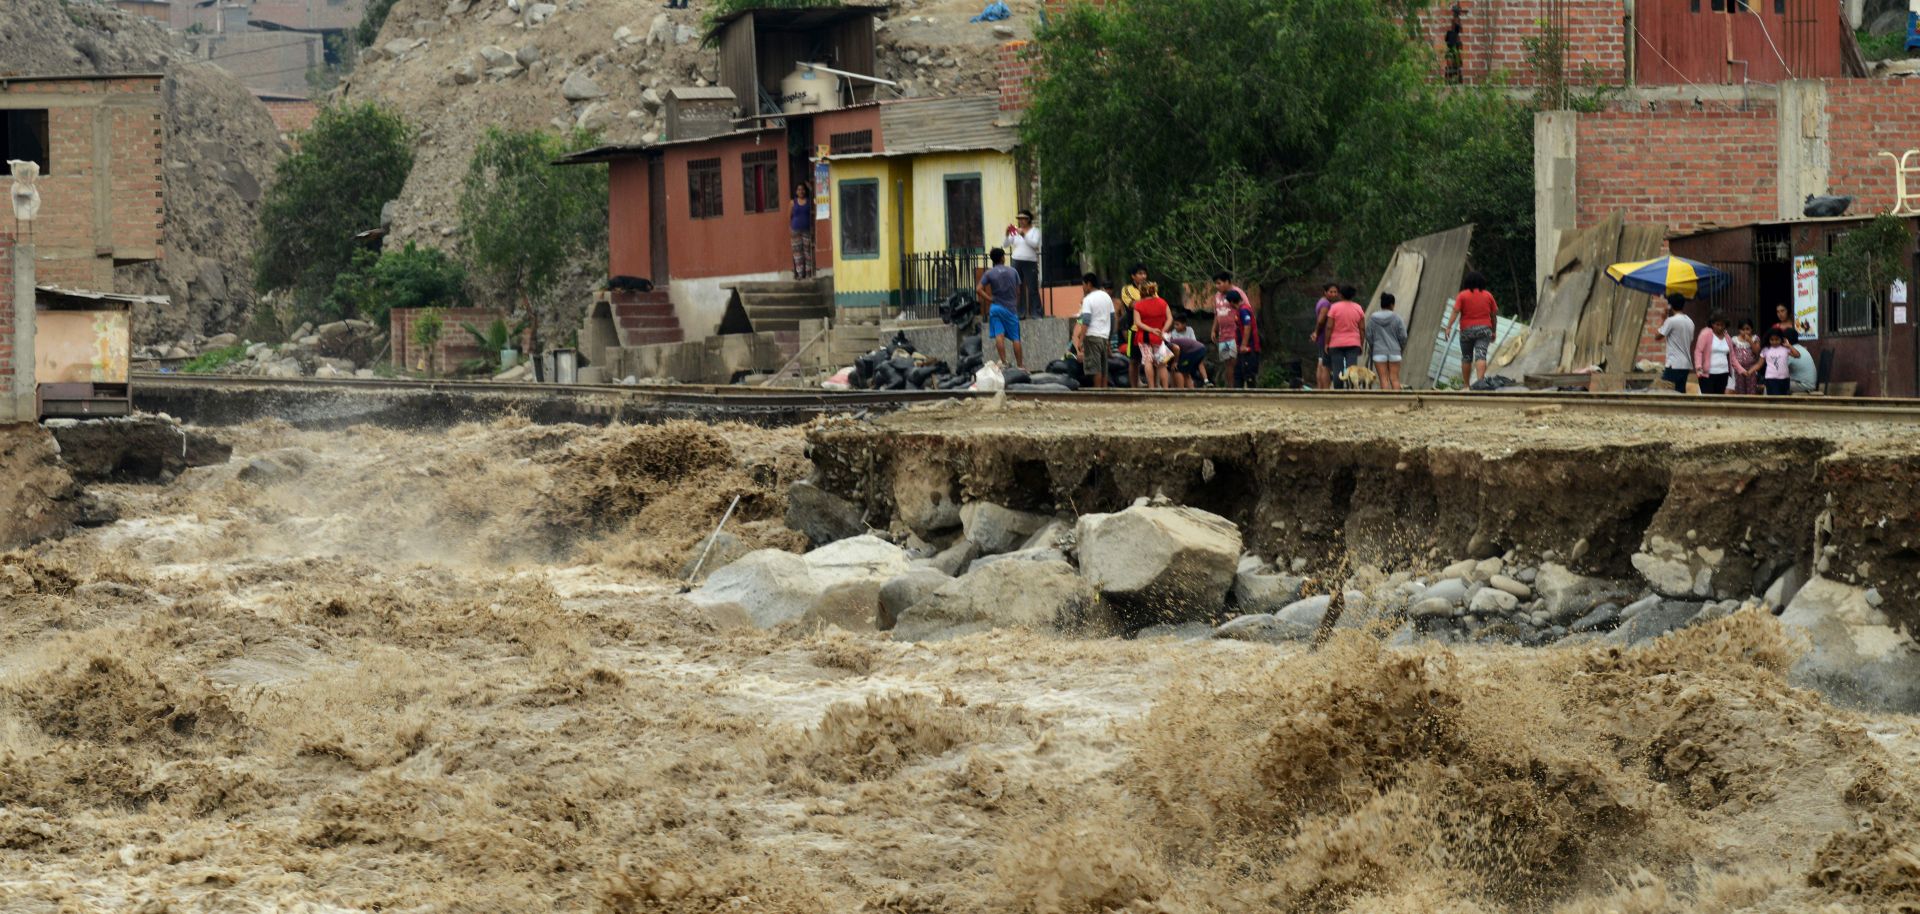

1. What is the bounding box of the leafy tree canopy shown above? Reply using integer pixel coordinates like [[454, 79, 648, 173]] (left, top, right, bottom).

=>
[[456, 127, 608, 323], [1024, 0, 1533, 307], [255, 102, 413, 322], [326, 242, 469, 330]]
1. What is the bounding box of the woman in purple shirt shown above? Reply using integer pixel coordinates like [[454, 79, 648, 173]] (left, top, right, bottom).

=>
[[790, 184, 816, 279]]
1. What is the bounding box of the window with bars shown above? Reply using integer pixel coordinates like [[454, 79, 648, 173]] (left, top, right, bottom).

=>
[[839, 179, 879, 258], [688, 157, 723, 219], [742, 150, 779, 214], [830, 130, 874, 155]]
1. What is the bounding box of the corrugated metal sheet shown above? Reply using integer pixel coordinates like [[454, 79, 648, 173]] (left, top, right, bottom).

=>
[[718, 14, 758, 117], [1634, 0, 1844, 84], [877, 96, 1018, 155]]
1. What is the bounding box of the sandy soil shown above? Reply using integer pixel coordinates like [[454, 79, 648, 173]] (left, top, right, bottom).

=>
[[4, 417, 1920, 912]]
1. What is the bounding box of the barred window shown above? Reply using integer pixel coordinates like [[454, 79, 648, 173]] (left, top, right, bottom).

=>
[[839, 179, 878, 257], [742, 150, 779, 214], [830, 130, 874, 156], [688, 157, 722, 219]]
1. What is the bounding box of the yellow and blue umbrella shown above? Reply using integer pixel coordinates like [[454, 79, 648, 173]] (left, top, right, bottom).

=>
[[1605, 256, 1731, 298]]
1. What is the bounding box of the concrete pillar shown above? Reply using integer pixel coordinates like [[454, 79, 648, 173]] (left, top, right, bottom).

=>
[[1777, 79, 1830, 221], [7, 243, 34, 423], [1534, 110, 1579, 298]]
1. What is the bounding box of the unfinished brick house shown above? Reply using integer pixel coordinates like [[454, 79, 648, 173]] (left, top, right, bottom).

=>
[[0, 74, 166, 292]]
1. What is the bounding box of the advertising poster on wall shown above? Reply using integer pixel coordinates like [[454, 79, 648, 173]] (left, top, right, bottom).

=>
[[1793, 255, 1820, 340], [815, 161, 830, 220]]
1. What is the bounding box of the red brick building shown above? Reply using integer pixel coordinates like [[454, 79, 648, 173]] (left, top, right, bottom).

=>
[[0, 74, 166, 292]]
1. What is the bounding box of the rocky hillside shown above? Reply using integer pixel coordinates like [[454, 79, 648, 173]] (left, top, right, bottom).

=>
[[343, 0, 1035, 255], [0, 0, 284, 344]]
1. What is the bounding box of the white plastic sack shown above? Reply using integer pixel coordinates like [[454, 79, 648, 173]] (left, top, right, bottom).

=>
[[971, 362, 1006, 392], [821, 366, 854, 391]]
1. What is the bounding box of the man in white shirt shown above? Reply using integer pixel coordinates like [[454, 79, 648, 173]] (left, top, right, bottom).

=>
[[1654, 293, 1696, 393], [1005, 209, 1041, 317], [1074, 272, 1114, 388]]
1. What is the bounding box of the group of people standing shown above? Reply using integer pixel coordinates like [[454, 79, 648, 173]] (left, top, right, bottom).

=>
[[1067, 268, 1262, 389], [1656, 298, 1817, 395]]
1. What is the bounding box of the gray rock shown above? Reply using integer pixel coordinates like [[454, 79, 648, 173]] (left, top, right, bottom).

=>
[[640, 87, 663, 111], [1213, 613, 1314, 644], [892, 559, 1108, 642], [678, 530, 748, 583], [1421, 577, 1469, 606], [1437, 559, 1478, 580], [785, 480, 865, 547], [1781, 576, 1920, 711], [1605, 601, 1702, 646], [204, 332, 239, 350], [1231, 569, 1306, 614], [878, 568, 952, 631], [1274, 594, 1332, 629], [803, 535, 910, 587], [526, 1, 557, 23], [1690, 599, 1743, 625], [1473, 557, 1503, 581], [647, 11, 672, 44], [960, 502, 1051, 554], [1533, 562, 1622, 621], [915, 538, 980, 577], [237, 447, 313, 483], [992, 23, 1016, 38], [561, 70, 607, 101], [1569, 602, 1619, 633], [1135, 621, 1217, 640], [1076, 505, 1241, 626], [1618, 595, 1660, 621], [1020, 520, 1070, 553], [1764, 565, 1808, 609], [451, 59, 479, 84], [1386, 621, 1419, 647], [686, 550, 817, 629], [1469, 588, 1519, 614], [1515, 567, 1538, 584], [1488, 574, 1530, 599], [516, 44, 541, 66], [479, 45, 515, 67], [1410, 597, 1457, 619], [966, 547, 1066, 574]]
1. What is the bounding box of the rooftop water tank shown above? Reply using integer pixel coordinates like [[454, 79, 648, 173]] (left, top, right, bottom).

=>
[[779, 63, 840, 115]]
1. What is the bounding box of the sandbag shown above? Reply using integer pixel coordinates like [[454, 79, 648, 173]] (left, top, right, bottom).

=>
[[1002, 367, 1032, 386]]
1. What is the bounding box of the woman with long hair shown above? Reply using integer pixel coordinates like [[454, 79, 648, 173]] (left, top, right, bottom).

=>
[[1130, 281, 1173, 389], [789, 183, 816, 279]]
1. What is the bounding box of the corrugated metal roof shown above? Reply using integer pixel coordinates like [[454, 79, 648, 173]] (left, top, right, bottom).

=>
[[36, 285, 165, 309], [666, 86, 737, 101], [877, 95, 1018, 155]]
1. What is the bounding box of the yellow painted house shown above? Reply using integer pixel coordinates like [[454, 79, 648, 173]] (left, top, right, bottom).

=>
[[824, 95, 1025, 310]]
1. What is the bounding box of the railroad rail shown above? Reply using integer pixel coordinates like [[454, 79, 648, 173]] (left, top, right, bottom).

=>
[[130, 371, 1920, 426]]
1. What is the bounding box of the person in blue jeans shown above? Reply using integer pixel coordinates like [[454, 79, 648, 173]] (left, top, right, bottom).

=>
[[977, 247, 1025, 367]]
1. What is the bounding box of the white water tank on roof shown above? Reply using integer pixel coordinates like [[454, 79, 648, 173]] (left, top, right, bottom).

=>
[[779, 64, 840, 115]]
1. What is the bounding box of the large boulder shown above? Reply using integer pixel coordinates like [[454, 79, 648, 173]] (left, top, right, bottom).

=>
[[891, 559, 1108, 642], [960, 502, 1052, 554], [878, 568, 951, 630], [892, 457, 962, 538], [1781, 576, 1920, 711], [677, 530, 750, 583], [785, 480, 866, 547], [1076, 505, 1241, 627], [46, 416, 230, 482], [1231, 567, 1306, 614], [1534, 562, 1623, 621], [687, 537, 909, 631], [1631, 534, 1724, 598], [685, 550, 819, 628]]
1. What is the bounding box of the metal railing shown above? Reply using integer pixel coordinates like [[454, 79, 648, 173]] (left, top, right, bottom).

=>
[[899, 250, 993, 319]]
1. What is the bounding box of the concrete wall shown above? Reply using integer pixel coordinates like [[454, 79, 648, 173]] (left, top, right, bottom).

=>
[[0, 233, 32, 423], [0, 75, 165, 291], [899, 317, 1075, 370]]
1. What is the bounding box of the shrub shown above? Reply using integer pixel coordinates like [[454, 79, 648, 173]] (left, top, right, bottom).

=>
[[327, 243, 469, 329]]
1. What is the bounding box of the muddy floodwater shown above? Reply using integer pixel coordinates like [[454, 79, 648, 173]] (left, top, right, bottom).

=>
[[5, 414, 1920, 913]]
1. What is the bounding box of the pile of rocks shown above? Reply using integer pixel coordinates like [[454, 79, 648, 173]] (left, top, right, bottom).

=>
[[689, 492, 1243, 643], [688, 484, 1920, 711], [143, 320, 387, 378]]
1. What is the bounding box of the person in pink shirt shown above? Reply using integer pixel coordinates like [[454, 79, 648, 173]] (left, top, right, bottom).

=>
[[1211, 271, 1249, 387], [1313, 284, 1367, 389], [1744, 328, 1793, 396]]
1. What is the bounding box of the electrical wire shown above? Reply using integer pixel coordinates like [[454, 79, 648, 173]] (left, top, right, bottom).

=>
[[1630, 24, 1752, 111], [1745, 7, 1794, 77]]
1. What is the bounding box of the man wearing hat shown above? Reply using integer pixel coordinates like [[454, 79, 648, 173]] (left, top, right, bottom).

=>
[[1005, 210, 1041, 318]]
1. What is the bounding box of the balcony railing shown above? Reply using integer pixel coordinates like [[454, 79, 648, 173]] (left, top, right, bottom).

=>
[[899, 250, 994, 320]]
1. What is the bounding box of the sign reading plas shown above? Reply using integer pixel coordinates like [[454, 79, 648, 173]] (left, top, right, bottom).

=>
[[664, 87, 739, 142]]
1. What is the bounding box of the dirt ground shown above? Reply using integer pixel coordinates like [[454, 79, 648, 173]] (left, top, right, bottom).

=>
[[6, 415, 1920, 912]]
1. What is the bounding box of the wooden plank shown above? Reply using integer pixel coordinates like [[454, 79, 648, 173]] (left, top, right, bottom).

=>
[[1397, 224, 1475, 390]]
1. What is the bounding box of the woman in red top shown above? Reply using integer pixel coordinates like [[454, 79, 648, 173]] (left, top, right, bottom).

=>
[[1130, 282, 1173, 389], [1442, 270, 1497, 387]]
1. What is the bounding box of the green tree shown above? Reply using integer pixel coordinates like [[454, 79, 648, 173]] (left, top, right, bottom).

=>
[[1024, 0, 1533, 311], [411, 307, 445, 377], [255, 103, 413, 322], [326, 243, 469, 330], [456, 127, 607, 352], [1820, 214, 1912, 395]]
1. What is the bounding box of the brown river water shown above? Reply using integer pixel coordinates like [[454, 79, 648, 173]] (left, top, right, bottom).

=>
[[2, 417, 1917, 913]]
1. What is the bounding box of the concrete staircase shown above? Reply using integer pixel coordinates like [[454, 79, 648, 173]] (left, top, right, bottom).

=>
[[728, 278, 833, 333], [611, 288, 684, 347]]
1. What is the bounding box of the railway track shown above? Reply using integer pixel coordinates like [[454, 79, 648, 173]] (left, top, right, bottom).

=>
[[130, 371, 1920, 425]]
